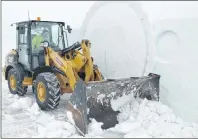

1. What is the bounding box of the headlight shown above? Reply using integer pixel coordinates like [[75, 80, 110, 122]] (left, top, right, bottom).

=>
[[7, 56, 14, 63]]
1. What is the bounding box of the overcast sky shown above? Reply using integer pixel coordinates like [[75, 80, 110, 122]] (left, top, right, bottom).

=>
[[2, 1, 95, 28], [2, 1, 198, 63], [2, 1, 95, 62], [3, 1, 198, 31]]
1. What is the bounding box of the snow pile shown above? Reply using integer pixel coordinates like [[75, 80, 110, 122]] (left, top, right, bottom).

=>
[[10, 97, 33, 110], [79, 98, 198, 138], [107, 99, 198, 138], [27, 102, 41, 115], [34, 115, 76, 138], [111, 92, 135, 111]]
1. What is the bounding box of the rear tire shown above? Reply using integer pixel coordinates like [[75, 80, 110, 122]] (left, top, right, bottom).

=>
[[33, 72, 61, 110], [8, 68, 27, 96]]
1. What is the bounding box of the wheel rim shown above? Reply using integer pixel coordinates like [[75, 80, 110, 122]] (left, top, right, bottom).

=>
[[37, 82, 46, 102], [10, 75, 16, 90]]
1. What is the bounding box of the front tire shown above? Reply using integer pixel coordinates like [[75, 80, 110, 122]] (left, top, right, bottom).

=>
[[33, 72, 61, 110]]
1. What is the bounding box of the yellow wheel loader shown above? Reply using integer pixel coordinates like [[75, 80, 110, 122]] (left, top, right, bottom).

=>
[[3, 17, 160, 136]]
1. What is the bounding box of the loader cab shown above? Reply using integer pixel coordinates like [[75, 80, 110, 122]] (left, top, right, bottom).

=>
[[15, 18, 71, 71]]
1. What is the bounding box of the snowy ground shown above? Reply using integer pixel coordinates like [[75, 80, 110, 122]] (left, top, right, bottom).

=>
[[2, 78, 198, 138]]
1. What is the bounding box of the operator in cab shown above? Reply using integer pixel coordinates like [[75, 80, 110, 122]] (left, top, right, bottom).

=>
[[32, 29, 50, 50]]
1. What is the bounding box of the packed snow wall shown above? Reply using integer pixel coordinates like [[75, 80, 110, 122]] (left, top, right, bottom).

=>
[[80, 1, 198, 123], [151, 19, 198, 123]]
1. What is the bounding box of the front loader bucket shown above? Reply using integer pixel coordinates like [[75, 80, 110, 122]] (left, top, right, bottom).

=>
[[67, 73, 160, 136]]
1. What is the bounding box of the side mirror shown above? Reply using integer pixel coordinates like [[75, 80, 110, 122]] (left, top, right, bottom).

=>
[[67, 25, 72, 33]]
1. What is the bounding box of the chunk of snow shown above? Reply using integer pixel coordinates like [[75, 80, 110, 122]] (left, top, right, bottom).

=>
[[124, 129, 152, 138], [114, 121, 141, 134], [88, 119, 103, 136], [156, 104, 173, 115], [192, 128, 198, 137], [107, 92, 116, 97], [13, 94, 20, 99], [87, 86, 92, 90], [111, 93, 135, 111], [35, 117, 76, 138], [7, 94, 15, 98], [136, 99, 150, 121], [180, 127, 195, 138], [46, 121, 66, 131], [10, 97, 33, 110], [27, 102, 40, 115], [36, 125, 47, 137], [147, 121, 158, 133], [66, 111, 75, 125], [96, 94, 105, 104], [64, 122, 76, 132], [36, 112, 55, 125]]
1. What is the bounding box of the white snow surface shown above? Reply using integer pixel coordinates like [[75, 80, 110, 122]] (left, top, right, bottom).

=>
[[2, 78, 198, 138]]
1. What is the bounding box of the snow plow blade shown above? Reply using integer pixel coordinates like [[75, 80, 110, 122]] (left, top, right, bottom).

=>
[[67, 73, 160, 136]]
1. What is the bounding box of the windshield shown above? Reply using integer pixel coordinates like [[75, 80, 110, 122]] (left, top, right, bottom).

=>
[[31, 21, 65, 53]]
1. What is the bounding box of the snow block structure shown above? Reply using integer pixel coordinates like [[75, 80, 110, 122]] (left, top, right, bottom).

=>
[[80, 1, 198, 124]]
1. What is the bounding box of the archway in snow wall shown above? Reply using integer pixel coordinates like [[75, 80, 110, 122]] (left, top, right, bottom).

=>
[[80, 1, 154, 79]]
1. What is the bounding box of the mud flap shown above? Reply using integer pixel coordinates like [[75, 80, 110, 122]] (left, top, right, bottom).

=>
[[66, 73, 160, 136]]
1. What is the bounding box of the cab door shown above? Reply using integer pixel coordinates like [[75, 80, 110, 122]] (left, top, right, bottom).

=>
[[17, 23, 31, 70]]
